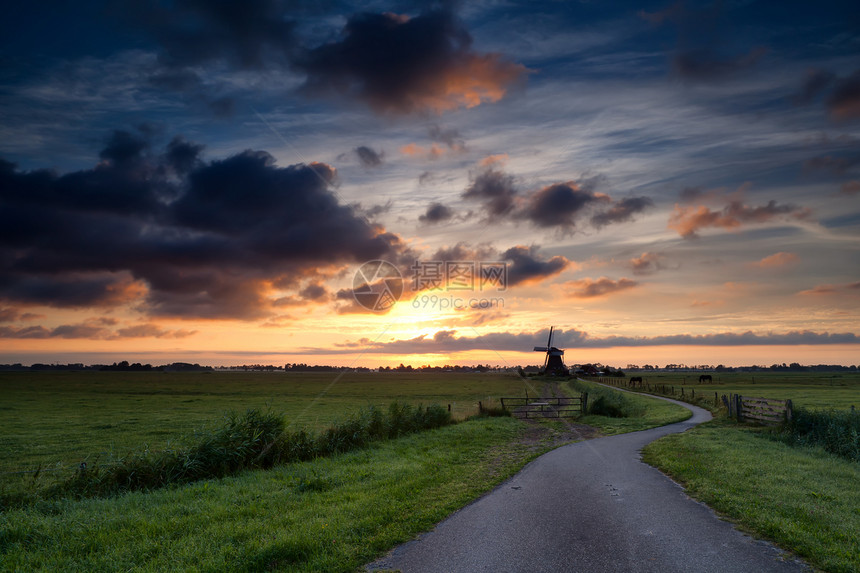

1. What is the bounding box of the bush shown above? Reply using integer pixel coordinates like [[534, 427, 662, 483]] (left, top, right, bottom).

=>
[[779, 407, 860, 462], [46, 403, 454, 501], [568, 379, 644, 418], [588, 396, 626, 418]]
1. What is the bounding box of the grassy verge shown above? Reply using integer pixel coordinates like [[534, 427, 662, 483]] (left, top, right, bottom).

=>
[[562, 378, 691, 434], [777, 407, 860, 462], [3, 403, 452, 506], [0, 417, 558, 572], [642, 419, 860, 573]]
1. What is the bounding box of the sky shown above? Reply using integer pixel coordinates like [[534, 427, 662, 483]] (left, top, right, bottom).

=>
[[1, 0, 858, 368]]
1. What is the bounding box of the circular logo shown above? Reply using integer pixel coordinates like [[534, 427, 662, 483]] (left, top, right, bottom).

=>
[[352, 260, 403, 312]]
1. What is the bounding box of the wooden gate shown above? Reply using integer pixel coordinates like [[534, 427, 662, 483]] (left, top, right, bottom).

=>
[[722, 394, 793, 426], [500, 394, 587, 419]]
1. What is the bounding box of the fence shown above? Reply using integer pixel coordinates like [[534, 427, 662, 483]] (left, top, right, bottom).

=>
[[500, 394, 587, 419], [723, 394, 793, 426], [583, 376, 722, 407]]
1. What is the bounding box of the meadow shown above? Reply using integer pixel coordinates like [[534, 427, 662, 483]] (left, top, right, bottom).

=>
[[636, 372, 860, 573], [616, 371, 860, 410], [0, 370, 691, 572], [3, 370, 856, 571], [0, 370, 536, 480]]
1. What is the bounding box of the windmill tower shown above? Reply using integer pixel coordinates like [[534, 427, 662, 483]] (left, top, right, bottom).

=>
[[533, 326, 567, 375]]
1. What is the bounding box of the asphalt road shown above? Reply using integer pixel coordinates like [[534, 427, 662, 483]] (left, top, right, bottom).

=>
[[367, 391, 810, 573]]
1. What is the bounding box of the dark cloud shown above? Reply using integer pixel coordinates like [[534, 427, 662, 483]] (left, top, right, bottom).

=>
[[419, 202, 455, 224], [643, 2, 767, 81], [679, 186, 704, 203], [462, 166, 652, 232], [793, 69, 836, 105], [0, 321, 195, 339], [299, 282, 330, 302], [564, 277, 637, 298], [673, 47, 767, 80], [840, 180, 860, 195], [164, 136, 205, 175], [114, 323, 197, 339], [354, 200, 392, 219], [629, 252, 668, 276], [790, 68, 860, 120], [462, 167, 518, 218], [133, 0, 297, 70], [522, 182, 609, 230], [803, 153, 860, 174], [0, 308, 19, 322], [828, 69, 860, 120], [501, 246, 569, 286], [322, 327, 859, 355], [0, 132, 407, 319], [669, 197, 812, 238], [591, 196, 654, 228], [297, 10, 526, 114], [354, 146, 383, 167], [430, 242, 496, 263], [418, 171, 436, 185], [428, 125, 465, 150], [798, 281, 860, 296]]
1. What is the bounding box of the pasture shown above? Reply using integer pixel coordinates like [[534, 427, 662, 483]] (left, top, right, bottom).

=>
[[0, 370, 691, 572], [610, 371, 860, 410], [0, 370, 533, 481]]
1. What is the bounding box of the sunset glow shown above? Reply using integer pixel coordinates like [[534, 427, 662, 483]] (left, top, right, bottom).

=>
[[1, 2, 858, 368]]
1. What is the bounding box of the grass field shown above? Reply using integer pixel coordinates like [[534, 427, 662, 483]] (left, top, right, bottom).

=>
[[636, 372, 860, 573], [4, 370, 854, 571], [0, 370, 692, 572], [0, 417, 553, 572], [644, 420, 860, 573], [615, 371, 860, 410], [0, 370, 536, 480]]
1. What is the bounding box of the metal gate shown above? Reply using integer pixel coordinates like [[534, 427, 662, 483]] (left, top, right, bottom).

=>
[[500, 394, 587, 419]]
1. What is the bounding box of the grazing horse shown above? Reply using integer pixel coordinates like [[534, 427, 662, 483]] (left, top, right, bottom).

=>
[[629, 376, 643, 387], [699, 375, 712, 383]]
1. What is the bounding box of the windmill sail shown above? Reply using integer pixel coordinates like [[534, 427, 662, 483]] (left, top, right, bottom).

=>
[[532, 326, 568, 376]]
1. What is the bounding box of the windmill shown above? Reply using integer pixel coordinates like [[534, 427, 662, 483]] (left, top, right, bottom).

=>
[[533, 326, 567, 375]]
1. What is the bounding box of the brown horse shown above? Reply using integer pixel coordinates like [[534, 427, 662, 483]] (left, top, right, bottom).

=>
[[629, 376, 643, 387], [699, 375, 712, 383]]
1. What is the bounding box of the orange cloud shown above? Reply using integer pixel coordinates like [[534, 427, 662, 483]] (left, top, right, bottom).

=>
[[564, 277, 637, 298], [400, 143, 425, 156], [753, 252, 799, 268], [400, 142, 446, 160], [798, 282, 860, 296], [422, 54, 528, 113], [669, 200, 811, 238], [479, 153, 509, 167]]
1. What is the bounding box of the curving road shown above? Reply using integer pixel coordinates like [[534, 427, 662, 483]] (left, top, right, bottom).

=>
[[368, 391, 810, 573]]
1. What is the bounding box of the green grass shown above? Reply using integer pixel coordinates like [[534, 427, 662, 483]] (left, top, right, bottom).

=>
[[643, 419, 860, 573], [0, 370, 532, 481], [563, 378, 691, 434], [778, 407, 860, 462], [0, 371, 725, 572], [0, 417, 562, 572], [613, 372, 860, 410]]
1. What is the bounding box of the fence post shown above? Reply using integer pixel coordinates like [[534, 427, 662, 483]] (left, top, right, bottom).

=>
[[681, 387, 685, 397], [448, 403, 452, 412], [785, 399, 792, 424], [735, 394, 743, 422], [714, 392, 718, 406], [478, 401, 483, 413], [582, 392, 588, 413]]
